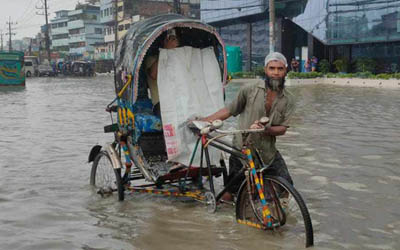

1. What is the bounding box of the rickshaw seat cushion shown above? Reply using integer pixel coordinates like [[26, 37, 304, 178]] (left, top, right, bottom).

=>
[[134, 113, 162, 133], [132, 99, 153, 114]]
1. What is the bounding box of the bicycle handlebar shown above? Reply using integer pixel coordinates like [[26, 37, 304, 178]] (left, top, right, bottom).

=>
[[192, 117, 270, 136], [214, 127, 266, 135]]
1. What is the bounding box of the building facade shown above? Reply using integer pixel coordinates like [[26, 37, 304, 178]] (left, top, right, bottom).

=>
[[96, 0, 200, 61], [50, 10, 70, 54], [68, 4, 104, 60], [202, 0, 400, 73], [98, 0, 115, 60]]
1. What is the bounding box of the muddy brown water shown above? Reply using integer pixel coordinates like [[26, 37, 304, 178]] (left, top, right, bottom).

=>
[[1, 77, 399, 250]]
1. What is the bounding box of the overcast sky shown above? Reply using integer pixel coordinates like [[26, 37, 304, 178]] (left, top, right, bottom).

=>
[[0, 0, 81, 40]]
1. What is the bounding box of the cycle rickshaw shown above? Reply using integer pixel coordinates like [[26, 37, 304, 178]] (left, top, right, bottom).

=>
[[88, 14, 313, 248]]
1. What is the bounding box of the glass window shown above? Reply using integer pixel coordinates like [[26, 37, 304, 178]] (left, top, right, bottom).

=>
[[95, 28, 102, 34], [395, 45, 400, 56]]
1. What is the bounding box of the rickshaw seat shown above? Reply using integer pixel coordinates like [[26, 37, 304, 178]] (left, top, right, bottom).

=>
[[132, 99, 153, 114], [130, 97, 163, 135], [134, 113, 162, 133]]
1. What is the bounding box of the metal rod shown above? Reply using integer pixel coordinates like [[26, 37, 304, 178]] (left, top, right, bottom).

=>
[[204, 146, 215, 194], [206, 135, 242, 152], [198, 142, 204, 189], [207, 141, 246, 160]]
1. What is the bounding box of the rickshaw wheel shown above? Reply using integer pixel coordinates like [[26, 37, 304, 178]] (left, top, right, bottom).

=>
[[90, 151, 124, 201], [205, 191, 217, 213]]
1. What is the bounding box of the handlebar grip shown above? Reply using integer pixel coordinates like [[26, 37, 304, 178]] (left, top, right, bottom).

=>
[[200, 127, 211, 135], [212, 119, 223, 129], [259, 116, 270, 126]]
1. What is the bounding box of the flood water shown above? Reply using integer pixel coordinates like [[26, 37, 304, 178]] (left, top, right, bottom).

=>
[[1, 77, 399, 250]]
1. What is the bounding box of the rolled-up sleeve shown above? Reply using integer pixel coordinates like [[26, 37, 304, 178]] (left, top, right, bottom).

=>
[[227, 86, 248, 117], [281, 97, 295, 127]]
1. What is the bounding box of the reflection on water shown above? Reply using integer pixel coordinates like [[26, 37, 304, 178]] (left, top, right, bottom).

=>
[[0, 77, 399, 249]]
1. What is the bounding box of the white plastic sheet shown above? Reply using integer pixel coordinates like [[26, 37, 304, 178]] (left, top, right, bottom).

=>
[[157, 46, 224, 165]]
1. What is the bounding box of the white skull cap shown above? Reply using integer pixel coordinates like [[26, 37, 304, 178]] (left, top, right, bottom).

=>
[[264, 52, 288, 67]]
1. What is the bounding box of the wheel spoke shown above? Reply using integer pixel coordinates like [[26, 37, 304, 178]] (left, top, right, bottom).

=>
[[90, 151, 125, 201], [237, 175, 313, 247]]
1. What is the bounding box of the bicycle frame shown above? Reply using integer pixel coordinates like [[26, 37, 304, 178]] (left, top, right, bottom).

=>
[[197, 133, 277, 228]]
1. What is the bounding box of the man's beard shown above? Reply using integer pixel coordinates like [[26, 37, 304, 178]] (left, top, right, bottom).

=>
[[265, 77, 285, 91]]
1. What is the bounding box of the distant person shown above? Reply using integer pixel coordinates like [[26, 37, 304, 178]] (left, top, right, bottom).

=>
[[311, 56, 318, 72], [305, 58, 311, 72], [291, 58, 299, 72]]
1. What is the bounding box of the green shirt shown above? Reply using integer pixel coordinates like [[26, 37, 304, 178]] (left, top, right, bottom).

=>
[[227, 80, 295, 165]]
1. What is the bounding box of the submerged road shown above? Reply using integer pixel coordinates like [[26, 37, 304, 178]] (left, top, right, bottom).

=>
[[0, 76, 399, 249]]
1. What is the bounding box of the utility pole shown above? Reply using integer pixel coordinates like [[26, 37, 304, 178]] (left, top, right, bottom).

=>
[[173, 0, 181, 14], [0, 30, 3, 51], [114, 0, 118, 58], [6, 17, 17, 51], [36, 0, 51, 62], [29, 38, 32, 55], [269, 0, 275, 53]]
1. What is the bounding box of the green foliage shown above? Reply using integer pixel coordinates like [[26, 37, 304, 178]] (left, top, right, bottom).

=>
[[375, 73, 393, 80], [318, 59, 330, 74], [232, 71, 256, 79], [354, 58, 376, 73], [287, 71, 323, 79], [253, 66, 265, 78], [327, 73, 355, 78], [355, 71, 375, 79], [333, 58, 348, 73], [233, 67, 266, 78], [394, 73, 400, 79]]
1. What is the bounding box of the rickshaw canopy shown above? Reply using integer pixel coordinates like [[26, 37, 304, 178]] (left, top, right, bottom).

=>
[[114, 14, 227, 104]]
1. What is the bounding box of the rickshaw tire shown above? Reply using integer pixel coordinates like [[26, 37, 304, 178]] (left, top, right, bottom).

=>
[[90, 151, 125, 201], [235, 179, 248, 220], [235, 175, 313, 248], [263, 176, 313, 247]]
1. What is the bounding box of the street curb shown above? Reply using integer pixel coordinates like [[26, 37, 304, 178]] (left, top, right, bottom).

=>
[[229, 78, 400, 89]]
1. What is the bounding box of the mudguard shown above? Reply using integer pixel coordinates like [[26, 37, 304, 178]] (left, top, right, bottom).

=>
[[104, 144, 122, 169], [88, 145, 102, 163]]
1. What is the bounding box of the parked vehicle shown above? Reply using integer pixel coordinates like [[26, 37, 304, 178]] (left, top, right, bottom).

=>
[[38, 64, 56, 77], [24, 60, 37, 77], [24, 56, 39, 76], [0, 51, 25, 86], [71, 61, 94, 77]]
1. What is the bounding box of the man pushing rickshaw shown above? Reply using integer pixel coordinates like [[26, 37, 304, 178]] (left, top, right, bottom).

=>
[[88, 14, 313, 248]]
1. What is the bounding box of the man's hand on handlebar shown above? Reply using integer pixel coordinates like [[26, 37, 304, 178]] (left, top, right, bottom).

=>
[[250, 117, 270, 130], [250, 120, 264, 129]]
